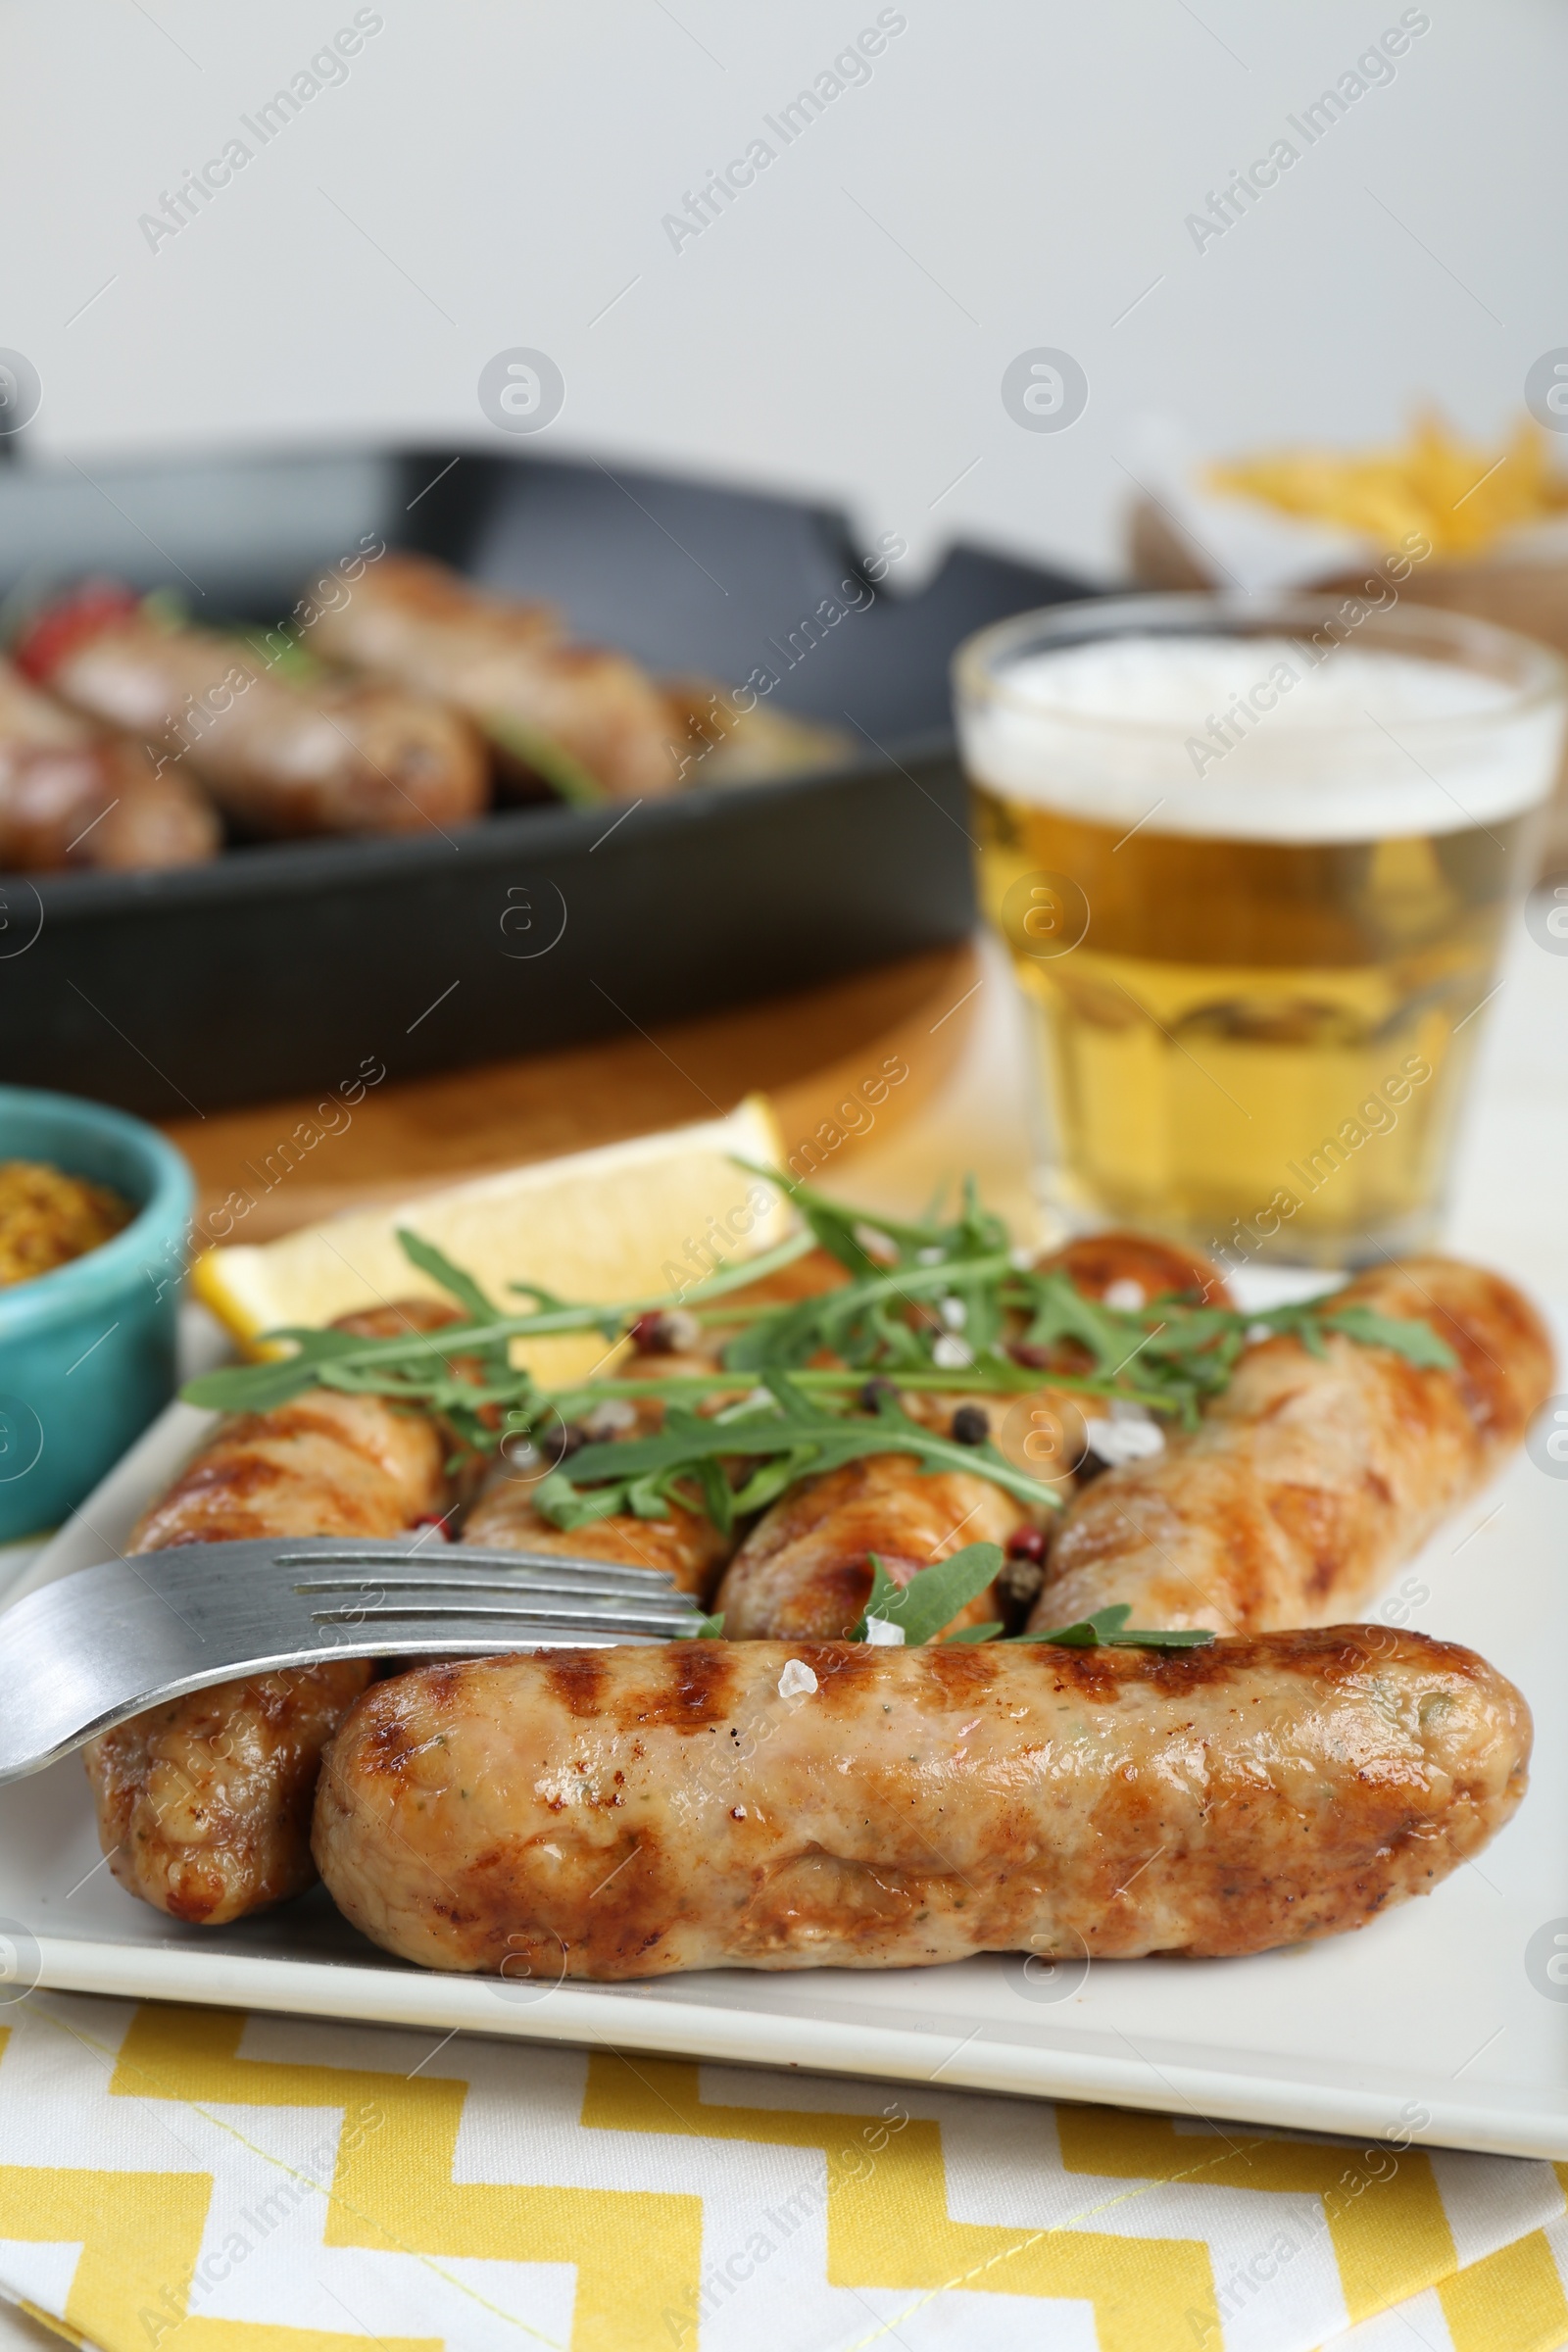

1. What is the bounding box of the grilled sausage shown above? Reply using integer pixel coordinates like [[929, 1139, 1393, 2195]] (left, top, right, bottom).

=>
[[1044, 1232, 1232, 1310], [20, 588, 487, 840], [712, 1233, 1233, 1640], [0, 657, 217, 870], [464, 1368, 732, 1598], [83, 1308, 451, 1925], [1029, 1255, 1554, 1637], [466, 1484, 728, 1593], [307, 552, 679, 802], [315, 1626, 1529, 1979], [714, 1454, 1023, 1638]]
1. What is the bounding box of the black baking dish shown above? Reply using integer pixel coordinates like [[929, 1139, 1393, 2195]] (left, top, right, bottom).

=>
[[0, 443, 1088, 1116]]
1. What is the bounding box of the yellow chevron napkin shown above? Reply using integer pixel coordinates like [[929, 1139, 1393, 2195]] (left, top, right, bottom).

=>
[[0, 1993, 1559, 2352]]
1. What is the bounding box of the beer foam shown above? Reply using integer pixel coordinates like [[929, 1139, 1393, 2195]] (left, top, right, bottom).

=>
[[959, 634, 1563, 841]]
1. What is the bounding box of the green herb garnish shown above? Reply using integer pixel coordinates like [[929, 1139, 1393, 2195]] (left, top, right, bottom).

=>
[[1012, 1601, 1215, 1650], [718, 1165, 1455, 1416], [181, 1226, 817, 1421], [850, 1544, 1003, 1644], [181, 1166, 1456, 1541], [483, 712, 606, 807], [843, 1552, 1213, 1649], [534, 1378, 1061, 1537]]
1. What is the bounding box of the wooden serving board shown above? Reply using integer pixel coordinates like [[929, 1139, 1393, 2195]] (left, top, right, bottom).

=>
[[164, 942, 982, 1240]]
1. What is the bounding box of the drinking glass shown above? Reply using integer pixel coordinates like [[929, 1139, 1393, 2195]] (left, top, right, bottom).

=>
[[954, 592, 1568, 1265]]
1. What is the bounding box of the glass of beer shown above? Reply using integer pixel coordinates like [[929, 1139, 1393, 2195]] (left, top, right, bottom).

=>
[[955, 593, 1567, 1266]]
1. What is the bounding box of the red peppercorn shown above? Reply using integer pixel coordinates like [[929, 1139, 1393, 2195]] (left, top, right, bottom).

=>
[[627, 1309, 699, 1354], [1006, 1526, 1049, 1562]]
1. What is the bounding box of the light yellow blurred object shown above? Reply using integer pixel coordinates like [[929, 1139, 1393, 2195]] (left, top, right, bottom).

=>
[[663, 677, 854, 786], [192, 1095, 789, 1385], [1209, 412, 1568, 561]]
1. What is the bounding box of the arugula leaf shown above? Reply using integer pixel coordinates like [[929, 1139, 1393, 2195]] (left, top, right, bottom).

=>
[[178, 1165, 1462, 1546], [547, 1394, 1063, 1518], [395, 1228, 500, 1323], [483, 711, 606, 806], [850, 1543, 1004, 1645], [941, 1621, 1006, 1643], [182, 1357, 319, 1413], [855, 1554, 903, 1632], [240, 623, 328, 686], [141, 587, 191, 633], [529, 1472, 629, 1530], [1016, 1602, 1136, 1646], [1319, 1303, 1457, 1370], [1012, 1602, 1215, 1650], [798, 1199, 885, 1281], [180, 1326, 377, 1413]]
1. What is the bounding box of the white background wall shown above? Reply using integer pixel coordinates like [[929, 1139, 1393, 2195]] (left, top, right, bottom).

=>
[[1, 0, 1562, 583]]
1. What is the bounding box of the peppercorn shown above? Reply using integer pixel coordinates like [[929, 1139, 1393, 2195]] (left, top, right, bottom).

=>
[[951, 1403, 990, 1446], [1006, 1525, 1049, 1562], [859, 1376, 899, 1411], [629, 1308, 700, 1354]]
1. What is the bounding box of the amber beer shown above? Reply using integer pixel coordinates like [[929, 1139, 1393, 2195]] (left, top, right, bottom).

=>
[[956, 598, 1568, 1265]]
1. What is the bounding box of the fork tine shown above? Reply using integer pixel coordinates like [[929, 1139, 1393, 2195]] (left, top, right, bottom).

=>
[[0, 1533, 713, 1783], [273, 1544, 679, 1586], [315, 1592, 700, 1626], [292, 1567, 676, 1599]]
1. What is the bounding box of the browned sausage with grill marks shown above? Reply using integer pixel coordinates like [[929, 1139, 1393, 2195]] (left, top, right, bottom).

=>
[[712, 1453, 1022, 1638], [466, 1480, 732, 1592], [0, 657, 217, 871], [711, 1233, 1234, 1640], [308, 552, 679, 803], [1029, 1254, 1554, 1637], [314, 1627, 1529, 1979], [25, 597, 486, 840], [83, 1304, 452, 1925]]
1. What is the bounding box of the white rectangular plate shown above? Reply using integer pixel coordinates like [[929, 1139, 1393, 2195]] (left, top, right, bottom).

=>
[[4, 1301, 1566, 2160]]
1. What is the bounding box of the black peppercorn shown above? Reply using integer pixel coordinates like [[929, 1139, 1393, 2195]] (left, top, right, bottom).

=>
[[951, 1403, 990, 1446]]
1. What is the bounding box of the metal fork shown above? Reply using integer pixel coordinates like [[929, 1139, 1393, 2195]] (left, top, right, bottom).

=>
[[0, 1537, 708, 1782]]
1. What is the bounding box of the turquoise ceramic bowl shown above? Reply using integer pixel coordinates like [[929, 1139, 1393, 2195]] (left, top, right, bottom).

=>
[[0, 1088, 193, 1541]]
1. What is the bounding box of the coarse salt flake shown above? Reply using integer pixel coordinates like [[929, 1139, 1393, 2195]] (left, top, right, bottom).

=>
[[585, 1397, 638, 1437], [777, 1659, 818, 1700], [1082, 1415, 1166, 1465], [864, 1616, 906, 1645]]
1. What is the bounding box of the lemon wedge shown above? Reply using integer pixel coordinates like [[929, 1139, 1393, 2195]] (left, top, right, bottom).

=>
[[192, 1095, 788, 1385]]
